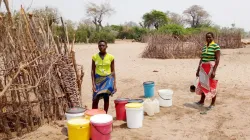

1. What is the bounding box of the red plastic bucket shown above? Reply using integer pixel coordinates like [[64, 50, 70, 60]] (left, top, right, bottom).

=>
[[114, 98, 129, 121], [90, 114, 113, 140]]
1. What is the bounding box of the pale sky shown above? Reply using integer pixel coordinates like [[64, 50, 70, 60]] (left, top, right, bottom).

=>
[[3, 0, 250, 31]]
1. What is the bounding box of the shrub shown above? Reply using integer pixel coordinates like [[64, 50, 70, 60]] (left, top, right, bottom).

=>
[[158, 24, 186, 36], [75, 29, 88, 43], [132, 27, 148, 41], [89, 31, 116, 43], [116, 26, 149, 41], [185, 26, 219, 35]]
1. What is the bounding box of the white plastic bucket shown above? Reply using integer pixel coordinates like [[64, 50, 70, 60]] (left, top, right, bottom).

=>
[[125, 105, 143, 129], [158, 89, 174, 107], [65, 112, 85, 121]]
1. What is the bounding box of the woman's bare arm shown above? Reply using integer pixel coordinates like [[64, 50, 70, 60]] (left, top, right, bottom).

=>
[[91, 60, 96, 91], [111, 60, 116, 90], [213, 50, 221, 73], [196, 58, 202, 77]]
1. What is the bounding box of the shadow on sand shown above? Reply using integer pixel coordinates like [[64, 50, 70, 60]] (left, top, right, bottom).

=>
[[183, 102, 207, 111], [113, 123, 127, 129]]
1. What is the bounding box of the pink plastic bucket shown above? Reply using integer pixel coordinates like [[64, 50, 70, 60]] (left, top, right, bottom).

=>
[[90, 114, 113, 140]]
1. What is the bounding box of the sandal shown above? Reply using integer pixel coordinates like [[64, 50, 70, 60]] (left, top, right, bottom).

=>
[[207, 105, 215, 110], [195, 101, 204, 106]]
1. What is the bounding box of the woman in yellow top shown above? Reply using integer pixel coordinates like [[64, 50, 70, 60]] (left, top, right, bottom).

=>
[[91, 40, 117, 113]]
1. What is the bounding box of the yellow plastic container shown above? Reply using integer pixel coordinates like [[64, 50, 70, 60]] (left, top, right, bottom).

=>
[[67, 117, 90, 140]]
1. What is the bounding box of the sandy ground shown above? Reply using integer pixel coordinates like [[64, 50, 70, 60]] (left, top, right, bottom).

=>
[[12, 40, 250, 140]]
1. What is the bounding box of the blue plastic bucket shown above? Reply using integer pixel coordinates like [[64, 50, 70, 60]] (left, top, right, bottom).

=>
[[143, 81, 155, 98]]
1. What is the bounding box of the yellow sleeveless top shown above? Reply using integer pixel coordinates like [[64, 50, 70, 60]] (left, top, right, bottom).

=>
[[92, 53, 114, 76]]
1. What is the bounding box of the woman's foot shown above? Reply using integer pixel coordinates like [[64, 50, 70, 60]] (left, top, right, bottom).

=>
[[207, 105, 215, 110], [195, 101, 204, 106]]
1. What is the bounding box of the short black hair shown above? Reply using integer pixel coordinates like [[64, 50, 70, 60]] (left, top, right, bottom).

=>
[[98, 40, 107, 45], [206, 32, 214, 38]]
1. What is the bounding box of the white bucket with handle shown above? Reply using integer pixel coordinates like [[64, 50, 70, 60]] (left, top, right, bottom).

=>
[[158, 89, 174, 107]]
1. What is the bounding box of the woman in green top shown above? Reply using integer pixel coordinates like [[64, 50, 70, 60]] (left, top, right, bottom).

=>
[[91, 40, 117, 113], [195, 32, 220, 109]]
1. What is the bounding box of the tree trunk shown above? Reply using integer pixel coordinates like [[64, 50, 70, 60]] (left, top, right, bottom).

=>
[[154, 23, 159, 30]]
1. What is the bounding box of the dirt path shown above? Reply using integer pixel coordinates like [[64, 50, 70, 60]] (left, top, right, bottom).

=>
[[12, 42, 250, 140]]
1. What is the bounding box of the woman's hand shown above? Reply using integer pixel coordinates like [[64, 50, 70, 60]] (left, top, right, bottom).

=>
[[196, 69, 200, 77], [92, 84, 97, 92], [211, 71, 216, 79], [114, 85, 117, 93]]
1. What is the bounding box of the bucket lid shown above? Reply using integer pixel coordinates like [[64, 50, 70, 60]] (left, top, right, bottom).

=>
[[67, 117, 90, 127], [158, 89, 173, 96], [143, 81, 154, 85], [128, 99, 144, 103], [115, 98, 129, 103], [85, 109, 106, 116], [90, 114, 113, 124], [66, 107, 86, 114], [125, 103, 143, 108]]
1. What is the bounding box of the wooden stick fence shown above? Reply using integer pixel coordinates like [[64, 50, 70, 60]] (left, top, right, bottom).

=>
[[0, 1, 83, 139]]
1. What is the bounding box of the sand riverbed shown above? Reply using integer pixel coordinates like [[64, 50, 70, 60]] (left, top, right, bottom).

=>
[[12, 40, 250, 140]]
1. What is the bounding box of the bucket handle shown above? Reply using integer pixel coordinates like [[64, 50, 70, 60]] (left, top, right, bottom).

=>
[[92, 123, 113, 135], [158, 92, 171, 100]]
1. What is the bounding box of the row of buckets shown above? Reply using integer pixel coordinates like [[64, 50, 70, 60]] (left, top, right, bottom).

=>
[[115, 99, 144, 128], [66, 108, 111, 140], [65, 99, 145, 140], [65, 81, 174, 140], [143, 81, 174, 107]]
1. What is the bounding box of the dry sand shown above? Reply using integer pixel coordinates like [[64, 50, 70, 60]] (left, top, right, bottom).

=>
[[12, 40, 250, 140]]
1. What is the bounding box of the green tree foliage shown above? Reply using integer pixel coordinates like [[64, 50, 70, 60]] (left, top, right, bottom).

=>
[[142, 10, 169, 30], [65, 20, 76, 43], [158, 24, 186, 36], [115, 26, 148, 41], [89, 31, 116, 43]]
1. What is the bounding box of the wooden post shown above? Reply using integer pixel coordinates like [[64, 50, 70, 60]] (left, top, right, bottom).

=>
[[60, 17, 68, 55]]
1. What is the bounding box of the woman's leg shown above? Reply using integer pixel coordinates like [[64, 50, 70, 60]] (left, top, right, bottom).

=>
[[199, 92, 206, 104], [103, 95, 110, 113], [92, 95, 100, 109], [210, 95, 216, 106]]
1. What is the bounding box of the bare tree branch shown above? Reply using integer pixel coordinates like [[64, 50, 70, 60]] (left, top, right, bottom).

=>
[[183, 5, 210, 28], [85, 1, 115, 31]]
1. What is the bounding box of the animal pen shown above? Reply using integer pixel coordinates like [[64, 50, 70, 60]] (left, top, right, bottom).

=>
[[0, 1, 83, 139], [141, 32, 242, 59]]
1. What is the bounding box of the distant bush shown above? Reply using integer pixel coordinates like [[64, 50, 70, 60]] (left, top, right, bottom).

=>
[[132, 27, 148, 41], [116, 26, 148, 41], [117, 26, 134, 39], [89, 31, 116, 43], [158, 24, 186, 36], [75, 29, 88, 43], [185, 26, 219, 35]]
